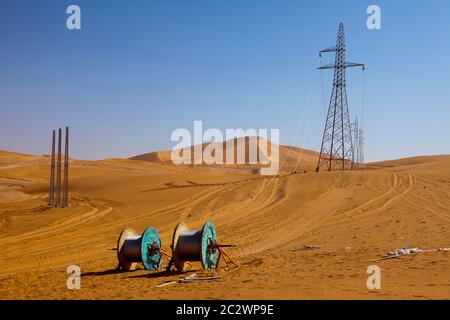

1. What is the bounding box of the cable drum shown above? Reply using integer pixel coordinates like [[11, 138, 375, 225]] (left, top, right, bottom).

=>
[[117, 227, 162, 271], [171, 221, 219, 271]]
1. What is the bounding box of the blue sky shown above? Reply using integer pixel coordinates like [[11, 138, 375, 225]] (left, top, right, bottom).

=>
[[0, 0, 449, 162]]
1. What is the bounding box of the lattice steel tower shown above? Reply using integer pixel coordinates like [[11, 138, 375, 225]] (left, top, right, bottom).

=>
[[316, 23, 364, 172], [352, 116, 364, 167]]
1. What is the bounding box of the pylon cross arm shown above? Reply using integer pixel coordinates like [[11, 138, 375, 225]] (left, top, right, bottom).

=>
[[319, 46, 338, 57], [344, 62, 365, 70], [318, 62, 365, 70]]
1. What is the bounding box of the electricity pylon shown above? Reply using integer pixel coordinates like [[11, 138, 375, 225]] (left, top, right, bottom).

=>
[[358, 128, 364, 165], [352, 116, 364, 167], [316, 23, 365, 172]]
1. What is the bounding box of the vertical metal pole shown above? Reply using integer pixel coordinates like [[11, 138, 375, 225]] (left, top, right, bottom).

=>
[[56, 128, 62, 207], [48, 130, 56, 206], [63, 126, 69, 207]]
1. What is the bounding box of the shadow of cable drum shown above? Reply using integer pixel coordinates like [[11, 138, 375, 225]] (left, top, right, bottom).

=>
[[81, 268, 141, 277], [125, 269, 199, 280]]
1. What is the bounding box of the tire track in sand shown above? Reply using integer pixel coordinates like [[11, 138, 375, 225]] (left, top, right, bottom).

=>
[[402, 177, 450, 223], [0, 198, 114, 245], [325, 173, 415, 226]]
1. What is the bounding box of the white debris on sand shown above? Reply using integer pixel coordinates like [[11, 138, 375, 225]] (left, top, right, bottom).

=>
[[373, 248, 450, 261], [155, 273, 222, 288], [374, 247, 450, 261], [388, 247, 450, 257]]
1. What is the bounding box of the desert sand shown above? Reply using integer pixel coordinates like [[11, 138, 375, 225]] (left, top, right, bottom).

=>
[[0, 146, 449, 300]]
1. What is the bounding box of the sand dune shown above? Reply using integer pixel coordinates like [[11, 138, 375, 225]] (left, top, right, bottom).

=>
[[0, 148, 449, 299], [368, 155, 450, 168], [130, 137, 320, 173]]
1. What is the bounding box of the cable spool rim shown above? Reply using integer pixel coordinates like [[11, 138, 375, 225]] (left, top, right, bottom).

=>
[[171, 222, 188, 271], [117, 227, 138, 271], [140, 227, 163, 271], [201, 221, 218, 270]]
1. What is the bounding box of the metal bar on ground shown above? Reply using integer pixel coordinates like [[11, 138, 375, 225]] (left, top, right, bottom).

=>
[[56, 128, 62, 207], [48, 130, 56, 206], [63, 126, 69, 207]]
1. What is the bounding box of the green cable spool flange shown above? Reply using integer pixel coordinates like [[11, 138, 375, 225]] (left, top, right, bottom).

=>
[[141, 227, 162, 271], [117, 227, 162, 271], [201, 221, 219, 270], [171, 221, 219, 271]]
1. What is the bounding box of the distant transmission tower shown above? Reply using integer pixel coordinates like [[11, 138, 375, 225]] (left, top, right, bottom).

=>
[[358, 128, 364, 165], [352, 117, 359, 166], [352, 116, 364, 167], [316, 23, 365, 172]]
